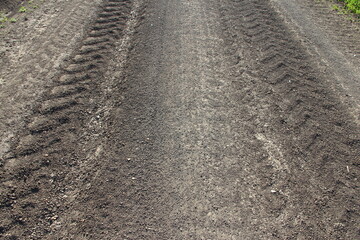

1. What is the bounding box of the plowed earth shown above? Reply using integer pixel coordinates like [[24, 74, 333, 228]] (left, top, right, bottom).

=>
[[0, 0, 359, 239]]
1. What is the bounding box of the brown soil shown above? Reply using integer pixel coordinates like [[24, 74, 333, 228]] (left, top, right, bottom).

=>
[[0, 0, 359, 239], [0, 0, 22, 13]]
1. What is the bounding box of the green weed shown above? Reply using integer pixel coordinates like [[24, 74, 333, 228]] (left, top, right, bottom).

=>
[[0, 16, 8, 23], [332, 4, 340, 10], [19, 6, 28, 13]]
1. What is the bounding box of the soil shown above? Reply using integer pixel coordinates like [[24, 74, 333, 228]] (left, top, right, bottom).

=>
[[0, 0, 22, 13], [0, 0, 359, 239]]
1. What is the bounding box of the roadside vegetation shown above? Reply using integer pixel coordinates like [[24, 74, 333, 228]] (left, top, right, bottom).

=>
[[339, 0, 360, 15], [330, 0, 360, 19]]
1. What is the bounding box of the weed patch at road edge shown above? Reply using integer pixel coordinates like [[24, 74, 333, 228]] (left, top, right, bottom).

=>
[[339, 0, 360, 15]]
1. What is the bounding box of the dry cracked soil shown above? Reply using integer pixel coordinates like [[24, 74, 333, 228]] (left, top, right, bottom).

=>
[[0, 0, 359, 239]]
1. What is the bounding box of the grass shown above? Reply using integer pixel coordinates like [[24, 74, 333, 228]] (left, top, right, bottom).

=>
[[328, 0, 360, 21], [338, 0, 360, 16]]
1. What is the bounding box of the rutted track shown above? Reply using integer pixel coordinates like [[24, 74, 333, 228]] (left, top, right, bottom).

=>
[[0, 0, 134, 238], [0, 0, 359, 239], [219, 0, 360, 238], [0, 0, 102, 159], [271, 0, 360, 121]]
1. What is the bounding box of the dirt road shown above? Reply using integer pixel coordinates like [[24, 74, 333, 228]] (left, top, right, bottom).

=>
[[1, 0, 359, 239]]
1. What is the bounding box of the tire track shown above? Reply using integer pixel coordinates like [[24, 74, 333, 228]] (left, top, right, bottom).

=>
[[270, 0, 360, 123], [0, 0, 102, 160], [220, 0, 360, 238], [0, 1, 133, 238]]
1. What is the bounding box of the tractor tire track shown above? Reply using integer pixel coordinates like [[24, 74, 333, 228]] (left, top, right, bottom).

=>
[[0, 0, 359, 239], [270, 0, 360, 122], [220, 0, 360, 238], [0, 0, 103, 160], [0, 1, 134, 239]]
